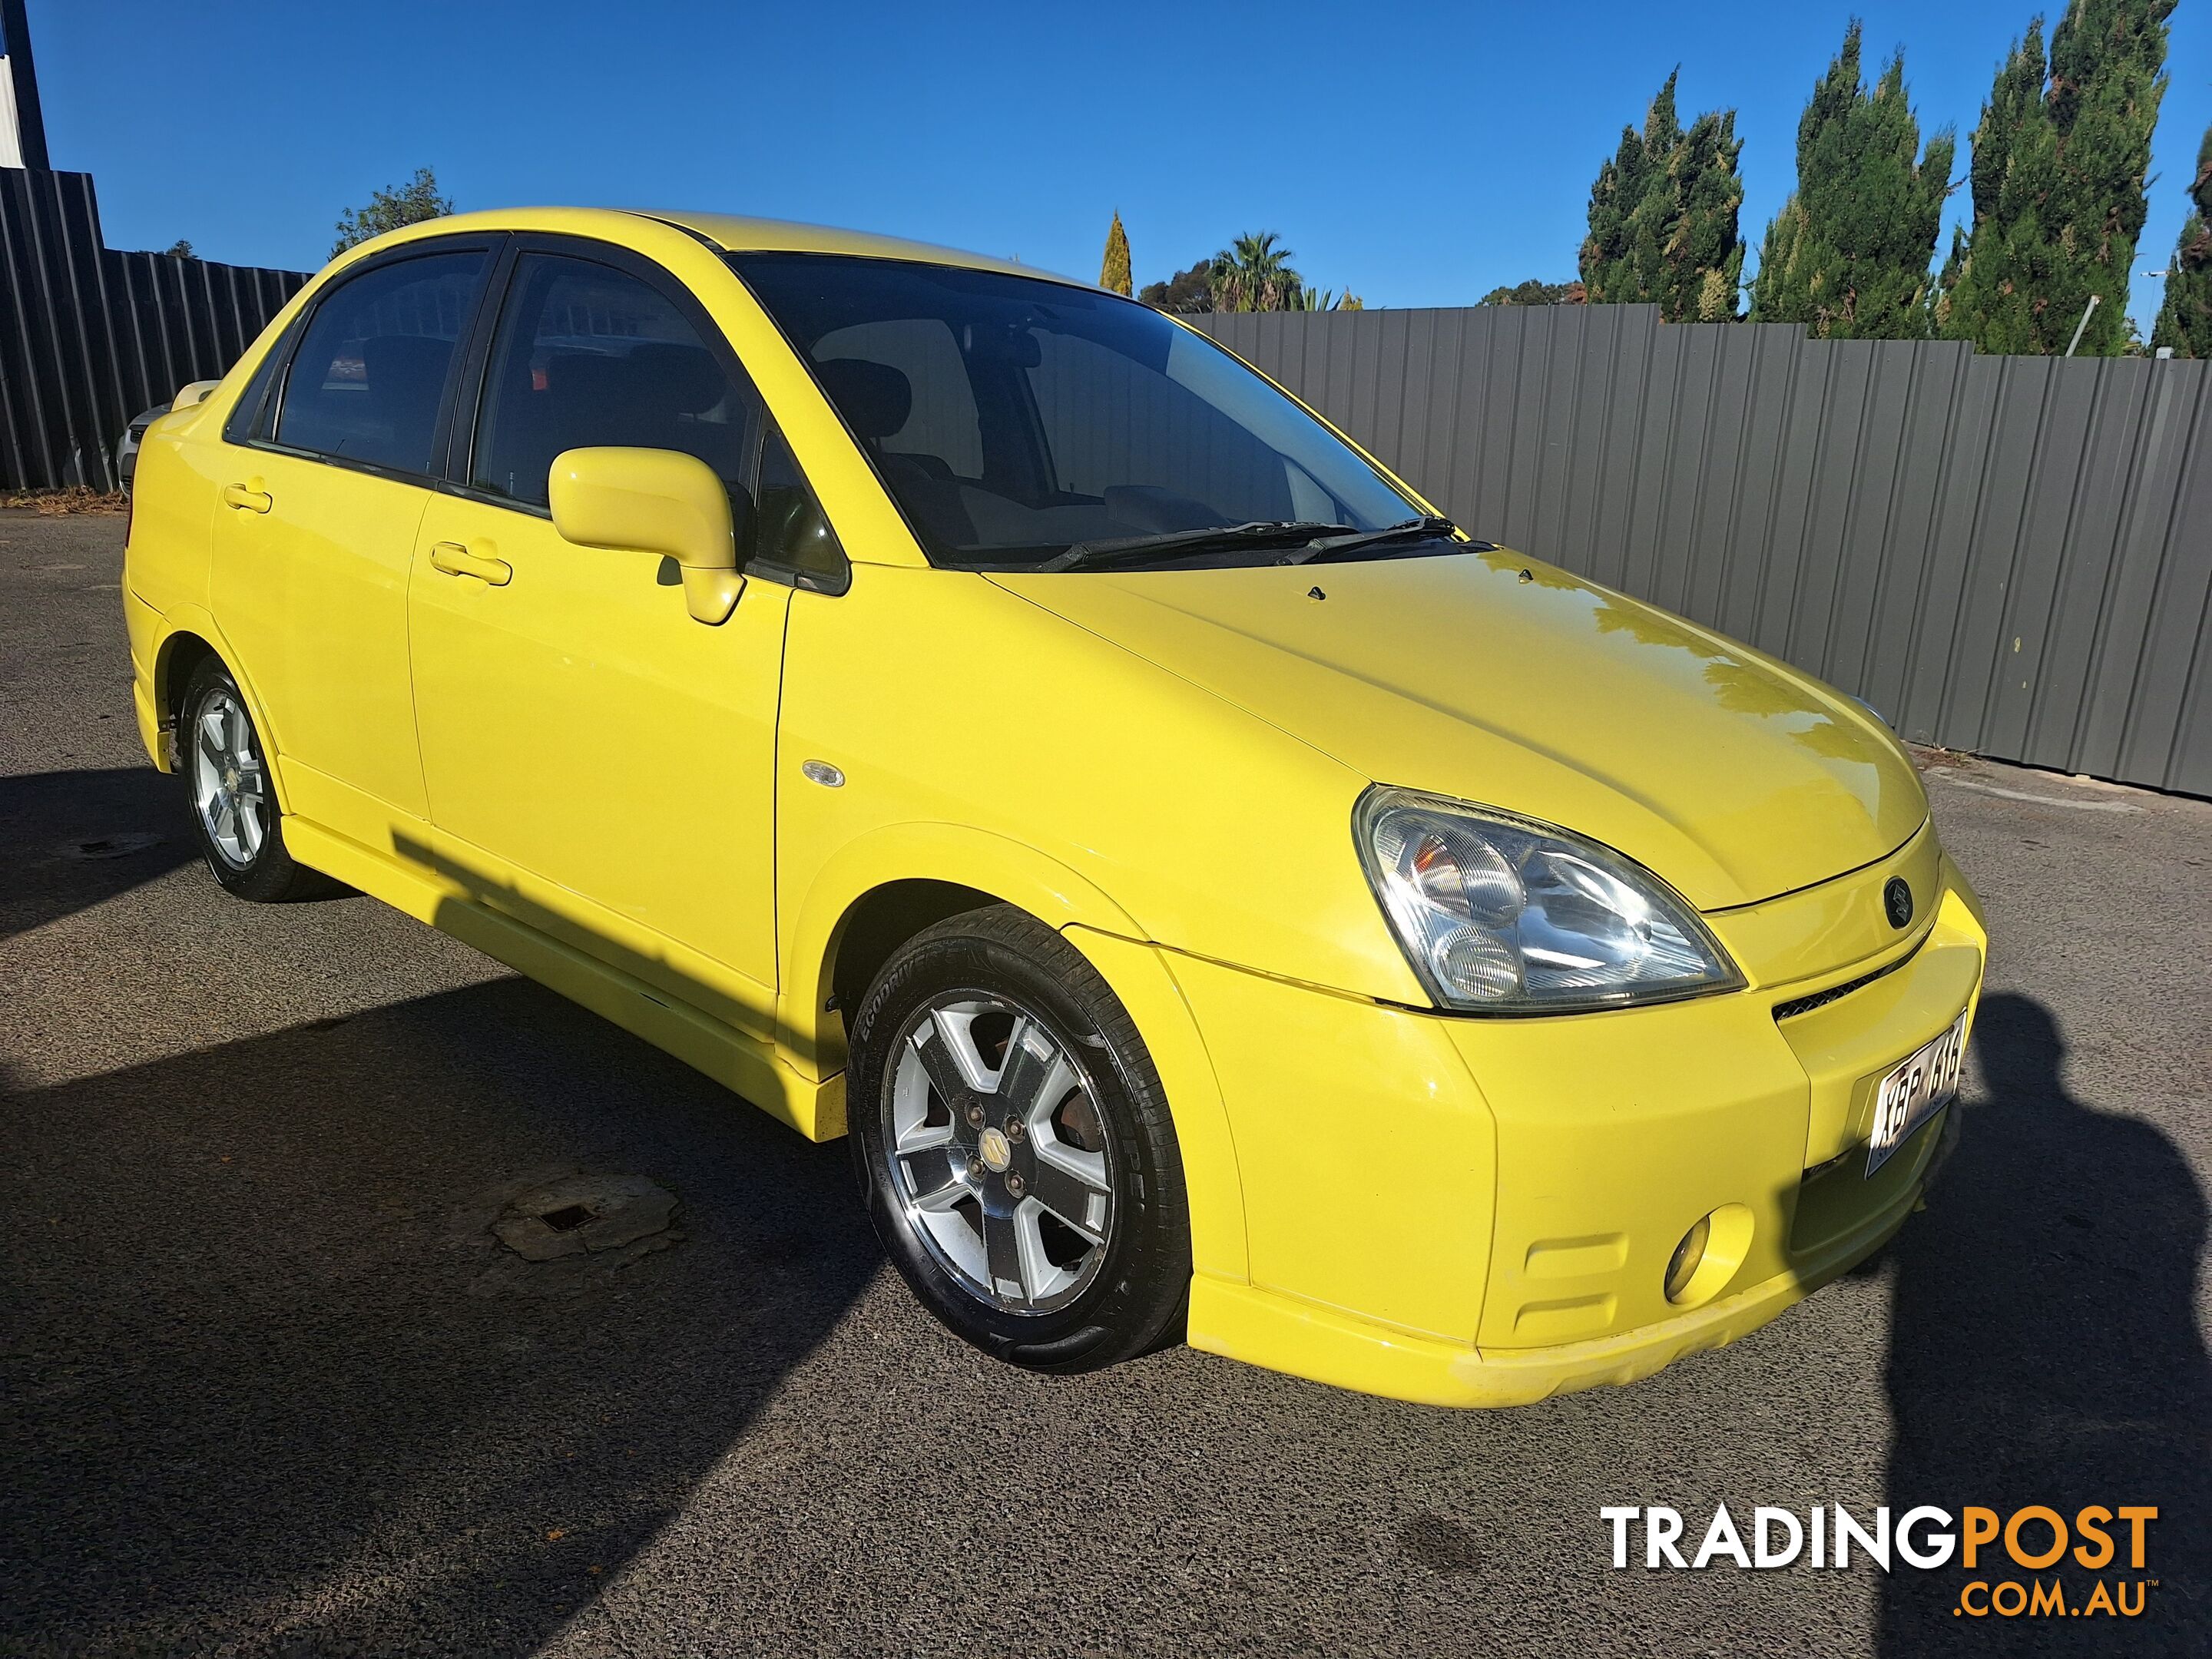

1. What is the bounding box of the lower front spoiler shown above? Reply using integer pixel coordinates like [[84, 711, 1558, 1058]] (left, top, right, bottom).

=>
[[1187, 1104, 1951, 1409]]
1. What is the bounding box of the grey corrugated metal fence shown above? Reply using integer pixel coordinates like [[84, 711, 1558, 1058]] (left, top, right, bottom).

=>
[[1197, 306, 2212, 797], [5, 174, 2204, 793], [0, 167, 307, 492]]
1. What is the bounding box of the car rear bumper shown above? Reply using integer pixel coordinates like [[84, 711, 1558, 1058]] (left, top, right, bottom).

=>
[[1174, 830, 1986, 1406], [123, 584, 167, 770]]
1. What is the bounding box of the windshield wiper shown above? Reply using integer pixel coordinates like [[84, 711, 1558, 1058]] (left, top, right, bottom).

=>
[[1039, 520, 1356, 573], [1271, 515, 1475, 565]]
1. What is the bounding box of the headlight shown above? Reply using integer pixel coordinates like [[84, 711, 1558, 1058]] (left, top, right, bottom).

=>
[[1353, 787, 1742, 1014]]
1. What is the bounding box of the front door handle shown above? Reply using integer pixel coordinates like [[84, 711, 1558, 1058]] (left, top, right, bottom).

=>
[[221, 480, 272, 513], [428, 540, 513, 587]]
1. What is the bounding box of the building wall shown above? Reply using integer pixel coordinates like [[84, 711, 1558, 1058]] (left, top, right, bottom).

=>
[[0, 57, 25, 170]]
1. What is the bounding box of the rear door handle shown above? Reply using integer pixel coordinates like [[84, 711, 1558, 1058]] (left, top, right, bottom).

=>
[[221, 481, 272, 513], [428, 540, 513, 586]]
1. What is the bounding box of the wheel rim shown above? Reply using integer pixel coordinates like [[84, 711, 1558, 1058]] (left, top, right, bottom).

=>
[[882, 992, 1115, 1316], [190, 687, 268, 870]]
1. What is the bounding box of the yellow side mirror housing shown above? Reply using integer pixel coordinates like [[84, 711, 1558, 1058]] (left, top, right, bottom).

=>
[[548, 446, 743, 625]]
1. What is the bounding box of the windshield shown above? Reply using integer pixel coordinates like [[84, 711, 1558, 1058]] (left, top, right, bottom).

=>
[[727, 253, 1423, 570]]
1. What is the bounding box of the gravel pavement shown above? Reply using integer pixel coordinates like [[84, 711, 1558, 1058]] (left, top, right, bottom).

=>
[[5, 512, 2207, 1657]]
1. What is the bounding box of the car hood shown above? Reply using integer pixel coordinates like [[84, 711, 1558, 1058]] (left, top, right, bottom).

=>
[[989, 549, 1926, 910]]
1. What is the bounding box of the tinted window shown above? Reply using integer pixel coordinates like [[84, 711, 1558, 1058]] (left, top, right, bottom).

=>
[[274, 252, 485, 473], [814, 317, 982, 477], [472, 253, 757, 509], [224, 315, 299, 445], [755, 427, 849, 592], [730, 253, 1416, 568]]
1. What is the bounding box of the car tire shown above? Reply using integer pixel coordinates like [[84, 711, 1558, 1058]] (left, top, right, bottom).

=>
[[176, 657, 336, 902], [847, 904, 1191, 1373]]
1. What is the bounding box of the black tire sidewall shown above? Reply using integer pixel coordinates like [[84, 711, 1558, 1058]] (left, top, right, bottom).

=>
[[847, 908, 1190, 1373]]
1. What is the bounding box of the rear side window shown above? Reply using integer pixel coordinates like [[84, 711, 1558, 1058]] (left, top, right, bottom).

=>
[[273, 252, 485, 474], [470, 253, 758, 509], [222, 319, 297, 445]]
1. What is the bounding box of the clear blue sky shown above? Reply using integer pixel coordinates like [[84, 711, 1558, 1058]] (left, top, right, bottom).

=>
[[31, 0, 2212, 329]]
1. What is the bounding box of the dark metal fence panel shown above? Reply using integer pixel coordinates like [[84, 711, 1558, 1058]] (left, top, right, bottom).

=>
[[0, 167, 307, 492], [1197, 306, 2212, 796], [5, 178, 2204, 793]]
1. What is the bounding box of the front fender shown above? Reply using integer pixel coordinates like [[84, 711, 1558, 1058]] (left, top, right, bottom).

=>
[[777, 822, 1250, 1283], [778, 820, 1143, 1076]]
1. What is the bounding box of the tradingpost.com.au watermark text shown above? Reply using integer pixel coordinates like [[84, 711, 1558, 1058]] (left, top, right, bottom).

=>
[[1602, 1504, 2160, 1620]]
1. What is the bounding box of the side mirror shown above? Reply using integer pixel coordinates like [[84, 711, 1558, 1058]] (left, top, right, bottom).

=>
[[548, 446, 743, 625]]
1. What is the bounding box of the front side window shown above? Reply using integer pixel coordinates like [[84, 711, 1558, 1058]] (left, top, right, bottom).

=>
[[730, 253, 1421, 569], [273, 251, 486, 475], [469, 250, 848, 591], [753, 426, 849, 592], [472, 253, 759, 510]]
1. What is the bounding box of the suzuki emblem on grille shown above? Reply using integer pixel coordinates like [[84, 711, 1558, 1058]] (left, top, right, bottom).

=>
[[1883, 877, 1914, 929]]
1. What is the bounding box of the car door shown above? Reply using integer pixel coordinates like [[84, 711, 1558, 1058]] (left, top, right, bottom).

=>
[[406, 240, 798, 1028], [210, 243, 495, 850]]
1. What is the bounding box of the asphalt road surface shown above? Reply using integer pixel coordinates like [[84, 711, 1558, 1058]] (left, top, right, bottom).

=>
[[5, 512, 2207, 1658]]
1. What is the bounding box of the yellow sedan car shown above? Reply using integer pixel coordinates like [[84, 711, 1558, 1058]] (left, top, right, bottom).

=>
[[122, 209, 1985, 1406]]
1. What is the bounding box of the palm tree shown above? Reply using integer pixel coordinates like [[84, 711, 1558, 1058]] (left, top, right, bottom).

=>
[[1210, 231, 1305, 312]]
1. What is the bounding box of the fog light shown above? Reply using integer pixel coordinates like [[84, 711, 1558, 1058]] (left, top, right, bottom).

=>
[[1665, 1214, 1712, 1303]]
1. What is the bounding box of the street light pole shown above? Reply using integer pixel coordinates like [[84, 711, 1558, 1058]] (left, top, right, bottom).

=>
[[2064, 293, 2101, 358]]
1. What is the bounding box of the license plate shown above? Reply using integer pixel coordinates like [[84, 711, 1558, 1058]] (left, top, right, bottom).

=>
[[1866, 1012, 1967, 1176]]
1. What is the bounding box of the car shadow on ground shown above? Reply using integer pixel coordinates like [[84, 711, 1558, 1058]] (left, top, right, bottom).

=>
[[0, 767, 200, 940], [1880, 992, 2210, 1653], [1, 975, 879, 1657]]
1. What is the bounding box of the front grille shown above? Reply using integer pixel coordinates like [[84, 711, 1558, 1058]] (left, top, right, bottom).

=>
[[1772, 942, 1918, 1022]]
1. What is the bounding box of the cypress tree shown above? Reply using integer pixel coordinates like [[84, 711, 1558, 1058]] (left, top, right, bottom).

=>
[[1750, 22, 1955, 337], [1581, 72, 1677, 306], [1676, 109, 1749, 320], [1580, 72, 1746, 320], [1100, 210, 1133, 296], [2149, 123, 2212, 356], [1933, 22, 2046, 335], [1942, 1, 2175, 355]]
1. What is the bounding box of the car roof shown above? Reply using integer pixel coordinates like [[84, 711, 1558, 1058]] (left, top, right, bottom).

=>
[[359, 206, 1091, 293], [645, 210, 1072, 282]]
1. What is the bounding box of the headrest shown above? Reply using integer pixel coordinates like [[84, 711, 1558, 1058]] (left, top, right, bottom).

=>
[[816, 356, 912, 441]]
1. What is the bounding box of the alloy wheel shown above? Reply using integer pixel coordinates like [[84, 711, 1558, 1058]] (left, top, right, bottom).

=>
[[882, 992, 1115, 1315], [190, 687, 268, 870]]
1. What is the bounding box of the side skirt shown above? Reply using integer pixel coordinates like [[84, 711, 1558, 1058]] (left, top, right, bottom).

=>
[[283, 816, 846, 1141]]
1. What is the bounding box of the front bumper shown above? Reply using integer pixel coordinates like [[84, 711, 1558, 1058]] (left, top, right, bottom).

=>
[[1175, 824, 1985, 1406]]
